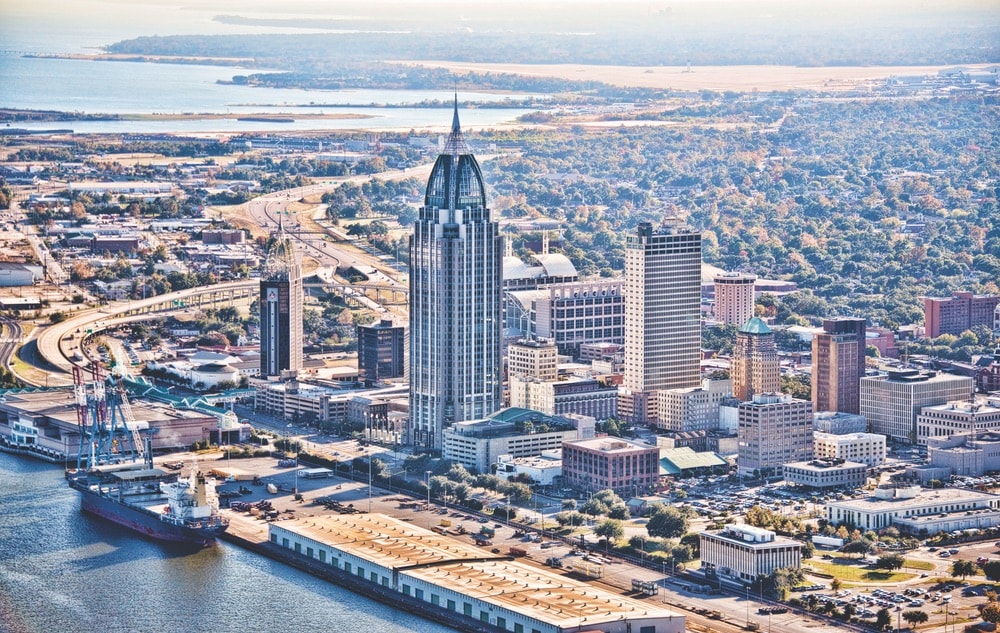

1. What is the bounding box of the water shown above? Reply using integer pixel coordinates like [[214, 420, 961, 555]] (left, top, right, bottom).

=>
[[0, 1, 542, 133], [0, 452, 457, 633]]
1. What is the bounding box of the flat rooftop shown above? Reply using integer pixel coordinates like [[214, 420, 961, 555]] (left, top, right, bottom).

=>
[[0, 387, 212, 424], [829, 487, 999, 512], [276, 513, 681, 628]]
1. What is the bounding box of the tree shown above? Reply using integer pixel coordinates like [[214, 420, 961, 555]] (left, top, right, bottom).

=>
[[901, 610, 928, 627], [951, 559, 977, 580], [830, 578, 843, 593], [982, 559, 1000, 582], [561, 498, 578, 511], [877, 553, 905, 570], [874, 608, 892, 630], [595, 519, 624, 544], [645, 504, 689, 539], [982, 601, 1000, 624]]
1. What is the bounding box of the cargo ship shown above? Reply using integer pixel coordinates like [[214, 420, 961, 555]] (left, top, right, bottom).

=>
[[67, 463, 229, 547]]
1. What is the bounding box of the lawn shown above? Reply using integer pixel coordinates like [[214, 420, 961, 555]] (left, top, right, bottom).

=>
[[805, 558, 916, 584]]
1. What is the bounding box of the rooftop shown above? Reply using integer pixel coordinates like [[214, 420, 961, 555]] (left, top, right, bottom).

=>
[[828, 487, 999, 512], [276, 513, 681, 628]]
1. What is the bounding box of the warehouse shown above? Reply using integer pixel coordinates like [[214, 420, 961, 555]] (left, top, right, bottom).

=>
[[269, 513, 684, 633]]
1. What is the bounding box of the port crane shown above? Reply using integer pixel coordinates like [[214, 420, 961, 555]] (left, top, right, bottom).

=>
[[73, 364, 145, 469]]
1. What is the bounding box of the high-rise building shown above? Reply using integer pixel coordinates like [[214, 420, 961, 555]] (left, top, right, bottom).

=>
[[737, 393, 814, 477], [507, 338, 559, 382], [860, 369, 974, 443], [621, 221, 702, 423], [259, 231, 302, 378], [713, 272, 757, 325], [812, 318, 866, 414], [924, 292, 1000, 338], [731, 317, 779, 401], [656, 378, 732, 433], [408, 101, 503, 450], [357, 319, 406, 382]]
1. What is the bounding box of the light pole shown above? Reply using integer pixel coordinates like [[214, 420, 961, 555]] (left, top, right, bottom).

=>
[[426, 470, 432, 527], [367, 452, 373, 514]]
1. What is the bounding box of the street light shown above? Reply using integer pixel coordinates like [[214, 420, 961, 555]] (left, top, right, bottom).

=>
[[426, 470, 433, 527], [367, 451, 373, 514]]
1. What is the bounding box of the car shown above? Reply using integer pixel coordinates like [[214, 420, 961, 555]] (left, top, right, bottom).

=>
[[478, 517, 489, 523]]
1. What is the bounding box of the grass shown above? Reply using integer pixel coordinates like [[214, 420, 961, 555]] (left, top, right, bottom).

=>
[[903, 559, 935, 571], [805, 558, 916, 584]]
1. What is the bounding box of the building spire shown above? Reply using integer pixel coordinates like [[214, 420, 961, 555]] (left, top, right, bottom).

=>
[[443, 93, 469, 155]]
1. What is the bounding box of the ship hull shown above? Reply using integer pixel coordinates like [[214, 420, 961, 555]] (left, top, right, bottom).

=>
[[73, 481, 226, 547]]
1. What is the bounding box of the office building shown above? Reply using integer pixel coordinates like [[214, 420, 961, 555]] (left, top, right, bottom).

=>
[[826, 485, 1000, 534], [713, 272, 756, 325], [861, 369, 974, 443], [784, 459, 868, 489], [441, 408, 583, 472], [357, 319, 406, 382], [812, 318, 866, 414], [737, 393, 814, 477], [260, 231, 303, 377], [731, 317, 779, 401], [409, 101, 504, 450], [508, 376, 618, 421], [924, 292, 1000, 338], [813, 411, 867, 435], [813, 431, 886, 467], [699, 525, 801, 586], [507, 339, 559, 382], [505, 279, 624, 358], [562, 437, 660, 496], [916, 398, 1000, 443], [620, 221, 702, 423], [656, 378, 732, 433]]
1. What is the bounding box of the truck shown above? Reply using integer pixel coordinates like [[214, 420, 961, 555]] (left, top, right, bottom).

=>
[[509, 547, 527, 558]]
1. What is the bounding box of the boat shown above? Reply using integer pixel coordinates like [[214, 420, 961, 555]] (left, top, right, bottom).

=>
[[67, 463, 229, 547]]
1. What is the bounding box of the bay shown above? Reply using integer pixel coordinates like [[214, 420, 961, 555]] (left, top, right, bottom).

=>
[[0, 451, 458, 633]]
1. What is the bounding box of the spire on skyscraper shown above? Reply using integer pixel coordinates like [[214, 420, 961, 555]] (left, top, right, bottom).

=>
[[443, 93, 469, 156]]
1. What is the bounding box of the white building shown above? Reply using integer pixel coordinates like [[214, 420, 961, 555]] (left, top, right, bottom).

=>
[[699, 524, 802, 585], [270, 513, 684, 633], [442, 409, 582, 473], [826, 485, 1000, 533], [656, 379, 732, 433], [508, 376, 618, 421], [784, 459, 868, 489], [813, 411, 868, 435], [495, 450, 562, 486], [916, 399, 1000, 442], [860, 369, 974, 443], [813, 432, 886, 468]]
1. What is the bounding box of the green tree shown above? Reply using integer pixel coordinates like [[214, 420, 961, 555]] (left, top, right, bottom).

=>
[[951, 559, 977, 580], [877, 553, 905, 570], [981, 601, 1000, 624], [645, 504, 689, 539], [901, 610, 928, 627], [875, 607, 892, 630], [561, 498, 578, 511], [983, 560, 1000, 582], [595, 518, 624, 543]]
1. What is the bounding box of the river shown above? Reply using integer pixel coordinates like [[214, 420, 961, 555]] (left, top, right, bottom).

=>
[[0, 451, 457, 633]]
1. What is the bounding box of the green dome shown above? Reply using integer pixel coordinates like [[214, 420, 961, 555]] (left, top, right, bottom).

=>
[[739, 317, 772, 335]]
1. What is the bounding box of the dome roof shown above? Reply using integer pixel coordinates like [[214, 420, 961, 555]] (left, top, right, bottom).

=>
[[423, 96, 487, 211]]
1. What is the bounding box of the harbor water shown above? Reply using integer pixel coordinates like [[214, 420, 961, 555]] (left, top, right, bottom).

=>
[[0, 451, 458, 633]]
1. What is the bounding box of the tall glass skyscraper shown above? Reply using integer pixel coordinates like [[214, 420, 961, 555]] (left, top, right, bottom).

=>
[[260, 231, 303, 378], [621, 220, 702, 423], [408, 101, 503, 450]]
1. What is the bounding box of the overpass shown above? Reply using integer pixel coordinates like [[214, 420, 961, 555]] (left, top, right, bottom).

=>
[[29, 278, 409, 386]]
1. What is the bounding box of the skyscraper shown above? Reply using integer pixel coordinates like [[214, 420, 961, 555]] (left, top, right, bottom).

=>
[[409, 100, 503, 450], [731, 317, 780, 401], [737, 393, 814, 477], [621, 220, 702, 424], [713, 272, 756, 326], [357, 319, 406, 382], [259, 231, 303, 378], [812, 317, 866, 414]]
